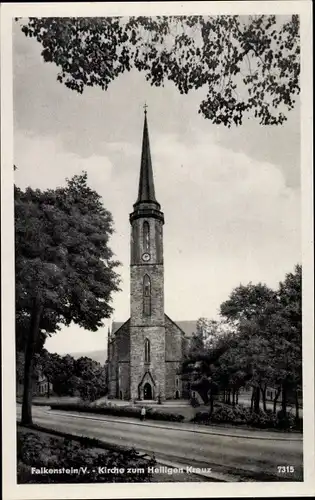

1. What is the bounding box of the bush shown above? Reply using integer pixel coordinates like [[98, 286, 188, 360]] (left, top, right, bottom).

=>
[[17, 429, 155, 483], [275, 410, 296, 430], [191, 411, 210, 424], [147, 409, 185, 422], [248, 409, 277, 429], [208, 404, 252, 425], [191, 404, 302, 431], [49, 403, 185, 422]]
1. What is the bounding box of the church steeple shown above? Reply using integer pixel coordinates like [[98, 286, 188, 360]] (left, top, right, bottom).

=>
[[128, 108, 166, 402], [135, 108, 158, 206], [130, 108, 164, 224]]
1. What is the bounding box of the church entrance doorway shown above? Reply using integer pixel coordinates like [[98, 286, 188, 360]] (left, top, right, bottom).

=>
[[143, 383, 152, 400]]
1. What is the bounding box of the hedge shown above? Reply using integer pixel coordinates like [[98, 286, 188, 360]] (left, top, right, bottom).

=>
[[49, 403, 185, 422], [191, 404, 302, 431], [17, 427, 156, 483], [17, 396, 81, 406]]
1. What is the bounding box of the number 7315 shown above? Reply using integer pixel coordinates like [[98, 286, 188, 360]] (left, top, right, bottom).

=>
[[278, 466, 295, 473]]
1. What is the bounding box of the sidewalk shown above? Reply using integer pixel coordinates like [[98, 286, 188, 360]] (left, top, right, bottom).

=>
[[46, 407, 302, 441]]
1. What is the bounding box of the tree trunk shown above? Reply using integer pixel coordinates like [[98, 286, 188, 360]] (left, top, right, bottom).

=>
[[250, 387, 255, 411], [236, 390, 239, 405], [254, 386, 260, 413], [281, 383, 287, 416], [261, 384, 267, 412], [232, 389, 235, 407], [21, 300, 43, 425], [273, 387, 281, 414], [222, 390, 225, 403], [209, 393, 214, 416], [47, 378, 50, 398], [295, 389, 300, 420], [227, 390, 231, 405]]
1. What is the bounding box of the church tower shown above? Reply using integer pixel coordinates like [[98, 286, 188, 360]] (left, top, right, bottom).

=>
[[129, 108, 166, 401]]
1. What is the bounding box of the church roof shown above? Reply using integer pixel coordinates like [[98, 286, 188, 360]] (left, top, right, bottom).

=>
[[135, 109, 157, 204], [112, 318, 196, 338], [112, 321, 125, 334], [169, 320, 196, 338]]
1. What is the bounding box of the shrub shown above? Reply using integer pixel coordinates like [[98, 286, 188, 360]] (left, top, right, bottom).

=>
[[248, 409, 277, 429], [191, 411, 210, 424], [17, 431, 44, 464], [17, 430, 155, 483], [208, 404, 250, 425], [276, 410, 296, 430], [147, 409, 184, 422], [49, 403, 185, 422], [190, 404, 302, 431]]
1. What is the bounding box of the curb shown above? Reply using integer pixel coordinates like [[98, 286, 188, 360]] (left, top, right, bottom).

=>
[[46, 408, 302, 442]]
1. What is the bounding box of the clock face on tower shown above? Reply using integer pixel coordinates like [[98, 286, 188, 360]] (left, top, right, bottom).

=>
[[142, 252, 151, 262]]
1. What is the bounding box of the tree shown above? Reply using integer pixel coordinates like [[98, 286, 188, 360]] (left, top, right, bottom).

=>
[[183, 325, 234, 413], [219, 270, 302, 417], [220, 282, 277, 325], [274, 264, 302, 418], [36, 349, 56, 397], [245, 266, 302, 419], [73, 356, 107, 400], [33, 349, 108, 400], [188, 322, 204, 357], [220, 282, 279, 411], [35, 350, 74, 397], [17, 15, 300, 126], [187, 267, 302, 421], [16, 308, 61, 356], [16, 351, 26, 390], [15, 173, 121, 424]]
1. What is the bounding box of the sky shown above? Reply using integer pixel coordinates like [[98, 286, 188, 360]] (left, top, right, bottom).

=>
[[13, 18, 301, 356]]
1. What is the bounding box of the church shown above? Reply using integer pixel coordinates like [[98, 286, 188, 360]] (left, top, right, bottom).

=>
[[107, 110, 195, 402]]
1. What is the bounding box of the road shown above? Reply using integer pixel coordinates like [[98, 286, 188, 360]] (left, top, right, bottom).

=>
[[17, 405, 303, 482]]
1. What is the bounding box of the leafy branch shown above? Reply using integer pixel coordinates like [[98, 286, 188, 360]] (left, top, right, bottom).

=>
[[17, 15, 300, 126]]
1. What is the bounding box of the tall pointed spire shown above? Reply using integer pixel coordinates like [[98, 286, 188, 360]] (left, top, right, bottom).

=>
[[136, 107, 157, 204]]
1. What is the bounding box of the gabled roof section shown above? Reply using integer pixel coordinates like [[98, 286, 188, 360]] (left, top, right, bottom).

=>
[[112, 319, 130, 337], [112, 317, 196, 338], [165, 314, 196, 338]]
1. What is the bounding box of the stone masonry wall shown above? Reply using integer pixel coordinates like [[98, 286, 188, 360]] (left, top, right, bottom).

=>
[[117, 362, 130, 400], [131, 217, 163, 266], [107, 338, 117, 398], [165, 314, 185, 399], [130, 264, 164, 326], [107, 320, 130, 398], [129, 203, 165, 400], [165, 314, 185, 361], [115, 321, 130, 362], [130, 325, 165, 400], [165, 361, 182, 399]]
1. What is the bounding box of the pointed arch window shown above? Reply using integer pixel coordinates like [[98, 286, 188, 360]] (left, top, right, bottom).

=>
[[145, 338, 151, 363], [143, 221, 150, 252], [143, 274, 151, 316]]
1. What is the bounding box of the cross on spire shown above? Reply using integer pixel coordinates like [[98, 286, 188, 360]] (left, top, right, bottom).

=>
[[144, 102, 148, 115]]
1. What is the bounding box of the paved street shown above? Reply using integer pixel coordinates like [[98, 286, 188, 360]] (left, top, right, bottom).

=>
[[17, 405, 303, 482]]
